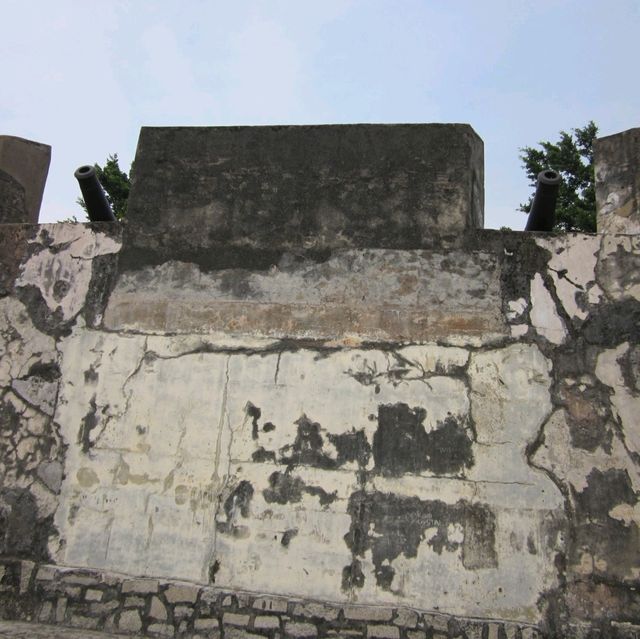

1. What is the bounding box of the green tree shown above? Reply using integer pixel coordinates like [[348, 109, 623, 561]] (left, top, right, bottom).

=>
[[519, 121, 598, 232], [77, 154, 130, 220]]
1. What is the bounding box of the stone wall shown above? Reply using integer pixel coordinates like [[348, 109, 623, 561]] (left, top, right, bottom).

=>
[[1, 220, 640, 637]]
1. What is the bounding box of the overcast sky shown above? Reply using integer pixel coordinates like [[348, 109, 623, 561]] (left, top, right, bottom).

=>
[[2, 0, 638, 228]]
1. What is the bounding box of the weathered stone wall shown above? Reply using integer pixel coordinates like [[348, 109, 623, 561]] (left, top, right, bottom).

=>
[[595, 127, 640, 235], [1, 220, 639, 637]]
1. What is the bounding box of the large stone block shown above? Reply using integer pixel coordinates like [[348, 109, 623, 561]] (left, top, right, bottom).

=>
[[124, 124, 483, 267], [0, 135, 51, 223], [595, 127, 640, 234]]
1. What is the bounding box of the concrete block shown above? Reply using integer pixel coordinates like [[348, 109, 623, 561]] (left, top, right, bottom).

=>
[[0, 136, 50, 223]]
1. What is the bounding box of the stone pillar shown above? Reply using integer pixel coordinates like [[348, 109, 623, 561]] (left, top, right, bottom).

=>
[[594, 127, 640, 234], [0, 135, 51, 224]]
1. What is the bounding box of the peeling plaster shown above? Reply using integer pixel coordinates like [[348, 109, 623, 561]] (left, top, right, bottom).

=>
[[530, 273, 567, 344], [16, 225, 120, 321]]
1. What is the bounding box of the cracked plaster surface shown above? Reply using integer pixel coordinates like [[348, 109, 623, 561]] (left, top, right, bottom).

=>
[[2, 225, 640, 631], [16, 224, 120, 321], [52, 326, 564, 621]]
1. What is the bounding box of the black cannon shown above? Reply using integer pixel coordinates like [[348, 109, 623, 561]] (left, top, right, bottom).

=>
[[74, 165, 116, 222], [525, 169, 561, 232]]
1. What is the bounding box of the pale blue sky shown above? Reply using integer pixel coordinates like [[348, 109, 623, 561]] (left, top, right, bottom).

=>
[[2, 0, 638, 228]]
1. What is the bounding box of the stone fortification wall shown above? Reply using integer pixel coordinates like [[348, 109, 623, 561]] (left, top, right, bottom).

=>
[[0, 221, 639, 638], [1, 124, 640, 638]]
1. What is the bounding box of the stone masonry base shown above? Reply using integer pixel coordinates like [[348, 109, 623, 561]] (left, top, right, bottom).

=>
[[0, 558, 550, 639]]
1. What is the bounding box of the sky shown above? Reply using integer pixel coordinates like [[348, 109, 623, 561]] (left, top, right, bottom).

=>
[[1, 0, 639, 229]]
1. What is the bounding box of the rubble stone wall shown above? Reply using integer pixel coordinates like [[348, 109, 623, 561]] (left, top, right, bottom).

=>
[[1, 222, 639, 638]]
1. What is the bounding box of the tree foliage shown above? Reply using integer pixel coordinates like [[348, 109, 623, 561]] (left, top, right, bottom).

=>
[[77, 154, 130, 220], [519, 121, 598, 232]]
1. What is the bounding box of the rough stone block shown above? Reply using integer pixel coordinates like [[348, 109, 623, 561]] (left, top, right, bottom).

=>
[[253, 596, 289, 613], [595, 127, 640, 234], [195, 618, 220, 630], [224, 612, 252, 626], [225, 629, 264, 639], [124, 596, 146, 607], [36, 565, 57, 581], [119, 609, 143, 632], [148, 622, 176, 637], [122, 578, 159, 594], [90, 601, 119, 615], [344, 606, 393, 622], [292, 602, 338, 621], [0, 135, 51, 223], [285, 621, 318, 637], [55, 596, 67, 622], [486, 623, 501, 639], [124, 124, 483, 268], [149, 596, 168, 621], [422, 614, 449, 632], [19, 559, 34, 594], [174, 604, 194, 618], [61, 571, 100, 585], [165, 583, 200, 603], [70, 614, 100, 629], [85, 588, 103, 601], [254, 615, 282, 630], [38, 600, 53, 622], [393, 609, 418, 627], [367, 625, 400, 639]]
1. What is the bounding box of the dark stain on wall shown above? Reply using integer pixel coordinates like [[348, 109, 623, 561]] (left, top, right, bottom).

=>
[[344, 490, 497, 591], [280, 414, 337, 469], [263, 471, 337, 506], [341, 559, 365, 591], [581, 298, 640, 347], [372, 403, 474, 476], [217, 480, 254, 538], [572, 468, 640, 582], [617, 344, 640, 395], [0, 488, 52, 560], [558, 381, 614, 453], [328, 429, 371, 468], [245, 402, 262, 440], [252, 447, 276, 463], [281, 527, 299, 547], [78, 395, 99, 454]]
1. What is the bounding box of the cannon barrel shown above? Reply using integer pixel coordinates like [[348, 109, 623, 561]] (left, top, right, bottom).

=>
[[74, 165, 116, 222], [525, 169, 561, 232]]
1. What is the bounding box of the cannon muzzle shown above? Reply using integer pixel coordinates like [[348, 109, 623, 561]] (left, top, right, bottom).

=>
[[525, 170, 561, 232], [74, 165, 116, 222]]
